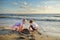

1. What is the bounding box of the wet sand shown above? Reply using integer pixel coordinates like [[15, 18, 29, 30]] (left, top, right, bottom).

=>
[[0, 27, 60, 40]]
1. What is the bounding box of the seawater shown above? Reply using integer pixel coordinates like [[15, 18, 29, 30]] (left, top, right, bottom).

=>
[[0, 14, 60, 37]]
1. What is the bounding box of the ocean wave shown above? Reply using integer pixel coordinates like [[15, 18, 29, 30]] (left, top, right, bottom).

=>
[[0, 16, 60, 22], [0, 14, 60, 22]]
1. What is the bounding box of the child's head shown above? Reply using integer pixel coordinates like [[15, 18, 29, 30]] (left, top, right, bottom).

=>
[[29, 19, 34, 24], [23, 18, 27, 24]]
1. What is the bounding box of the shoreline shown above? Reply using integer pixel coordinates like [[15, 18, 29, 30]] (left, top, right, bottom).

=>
[[0, 27, 60, 40]]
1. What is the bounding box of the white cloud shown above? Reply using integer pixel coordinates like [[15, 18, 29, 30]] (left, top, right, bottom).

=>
[[25, 4, 60, 13], [12, 2, 18, 5], [22, 1, 27, 6], [1, 0, 60, 14], [20, 1, 32, 10], [20, 1, 28, 9]]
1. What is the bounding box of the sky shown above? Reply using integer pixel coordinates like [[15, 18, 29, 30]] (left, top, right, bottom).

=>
[[0, 0, 60, 14]]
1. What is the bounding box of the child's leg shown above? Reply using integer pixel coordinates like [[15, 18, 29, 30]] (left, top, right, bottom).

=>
[[18, 26, 23, 32]]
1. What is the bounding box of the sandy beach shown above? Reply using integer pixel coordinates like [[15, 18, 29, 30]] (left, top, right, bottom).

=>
[[0, 26, 60, 40]]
